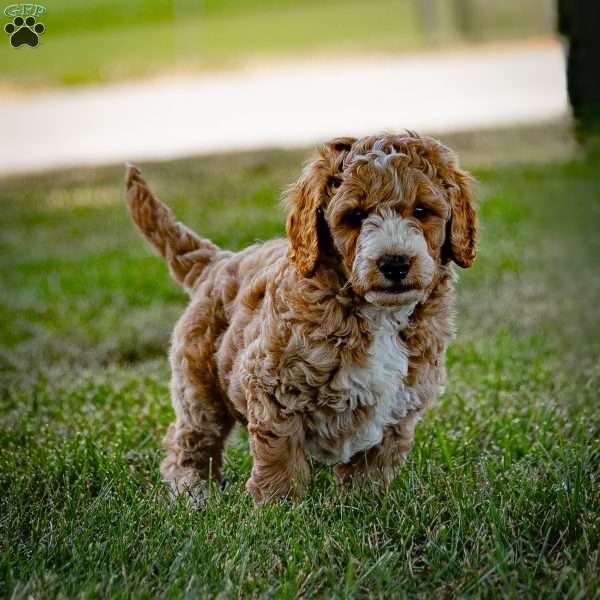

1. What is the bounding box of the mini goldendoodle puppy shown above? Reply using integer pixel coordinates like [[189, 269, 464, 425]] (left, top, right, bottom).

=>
[[125, 132, 477, 505]]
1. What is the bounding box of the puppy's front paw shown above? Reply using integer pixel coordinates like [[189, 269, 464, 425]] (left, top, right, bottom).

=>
[[245, 478, 267, 506], [164, 478, 211, 509], [334, 462, 398, 491], [245, 474, 305, 506]]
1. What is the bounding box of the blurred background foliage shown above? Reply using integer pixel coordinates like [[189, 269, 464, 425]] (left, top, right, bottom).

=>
[[0, 0, 555, 87], [38, 0, 556, 36]]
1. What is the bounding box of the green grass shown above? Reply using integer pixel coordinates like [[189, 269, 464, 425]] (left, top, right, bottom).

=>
[[1, 122, 599, 597], [0, 0, 553, 88], [0, 0, 420, 87]]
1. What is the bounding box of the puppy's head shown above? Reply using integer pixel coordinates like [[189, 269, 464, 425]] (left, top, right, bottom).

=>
[[286, 132, 478, 307]]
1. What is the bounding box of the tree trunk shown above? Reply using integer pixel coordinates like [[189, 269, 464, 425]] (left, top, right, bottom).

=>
[[558, 0, 600, 140]]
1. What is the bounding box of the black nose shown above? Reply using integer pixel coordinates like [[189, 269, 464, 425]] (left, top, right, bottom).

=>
[[377, 254, 411, 281]]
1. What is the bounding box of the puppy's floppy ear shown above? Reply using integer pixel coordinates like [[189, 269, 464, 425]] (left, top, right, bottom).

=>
[[285, 137, 355, 276], [442, 164, 478, 269]]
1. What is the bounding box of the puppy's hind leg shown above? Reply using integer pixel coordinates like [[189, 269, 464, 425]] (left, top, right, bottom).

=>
[[160, 337, 234, 505]]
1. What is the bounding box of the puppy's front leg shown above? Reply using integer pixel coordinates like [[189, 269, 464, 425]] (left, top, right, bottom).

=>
[[335, 415, 418, 487], [245, 409, 310, 505]]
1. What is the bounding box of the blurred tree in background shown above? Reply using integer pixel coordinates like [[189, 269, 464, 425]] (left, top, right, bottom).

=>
[[416, 0, 553, 44], [558, 0, 600, 142]]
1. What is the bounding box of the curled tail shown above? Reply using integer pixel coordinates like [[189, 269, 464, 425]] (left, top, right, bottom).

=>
[[125, 164, 219, 292]]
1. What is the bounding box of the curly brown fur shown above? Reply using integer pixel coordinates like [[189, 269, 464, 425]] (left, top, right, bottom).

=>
[[125, 132, 478, 505]]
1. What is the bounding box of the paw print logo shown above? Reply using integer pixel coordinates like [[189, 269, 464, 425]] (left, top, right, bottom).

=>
[[4, 15, 45, 47]]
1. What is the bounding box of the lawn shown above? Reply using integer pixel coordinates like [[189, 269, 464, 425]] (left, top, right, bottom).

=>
[[0, 0, 420, 87], [1, 122, 599, 597], [0, 0, 553, 88]]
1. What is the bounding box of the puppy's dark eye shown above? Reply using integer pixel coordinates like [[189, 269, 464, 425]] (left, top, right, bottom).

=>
[[344, 208, 368, 226], [413, 206, 429, 219], [328, 176, 343, 190]]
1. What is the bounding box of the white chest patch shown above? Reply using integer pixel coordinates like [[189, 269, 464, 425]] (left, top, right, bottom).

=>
[[306, 304, 417, 465]]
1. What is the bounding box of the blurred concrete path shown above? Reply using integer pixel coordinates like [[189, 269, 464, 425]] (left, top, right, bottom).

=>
[[0, 42, 567, 176]]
